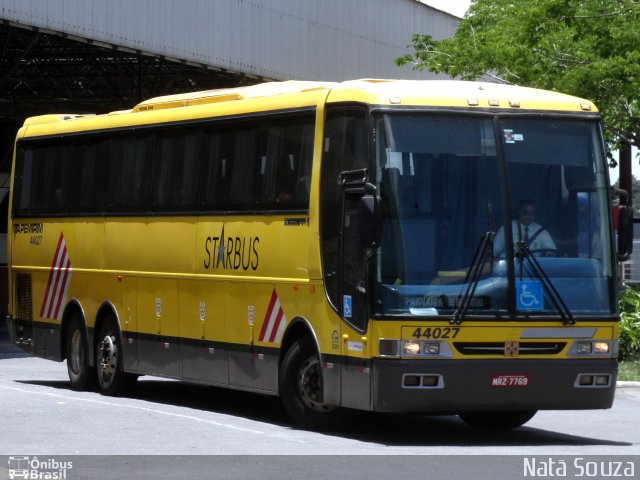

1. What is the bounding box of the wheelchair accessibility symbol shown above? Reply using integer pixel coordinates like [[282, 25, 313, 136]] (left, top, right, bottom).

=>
[[516, 280, 543, 311]]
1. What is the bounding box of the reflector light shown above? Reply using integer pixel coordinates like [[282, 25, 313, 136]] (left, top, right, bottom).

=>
[[422, 375, 439, 387], [509, 100, 521, 108], [580, 103, 592, 111], [403, 375, 420, 387], [579, 375, 594, 386], [488, 99, 500, 107], [467, 98, 479, 106]]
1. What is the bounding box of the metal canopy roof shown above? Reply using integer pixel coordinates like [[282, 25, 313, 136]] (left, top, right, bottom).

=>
[[0, 21, 266, 122]]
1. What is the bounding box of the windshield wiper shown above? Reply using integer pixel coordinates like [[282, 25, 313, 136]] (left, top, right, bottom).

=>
[[514, 241, 575, 325], [451, 202, 495, 325]]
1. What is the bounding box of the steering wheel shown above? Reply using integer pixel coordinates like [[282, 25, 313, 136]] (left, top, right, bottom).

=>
[[529, 248, 565, 258]]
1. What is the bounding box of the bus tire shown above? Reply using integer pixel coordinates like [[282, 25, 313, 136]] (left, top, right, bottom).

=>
[[459, 410, 537, 430], [66, 313, 96, 391], [279, 337, 346, 430], [95, 317, 136, 396]]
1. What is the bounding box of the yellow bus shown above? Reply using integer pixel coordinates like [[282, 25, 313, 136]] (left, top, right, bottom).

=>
[[6, 80, 632, 430]]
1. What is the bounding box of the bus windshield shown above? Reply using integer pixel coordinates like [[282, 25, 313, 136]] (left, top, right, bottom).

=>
[[373, 113, 614, 318]]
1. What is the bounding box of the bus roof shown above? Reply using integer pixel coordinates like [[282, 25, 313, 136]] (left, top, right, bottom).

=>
[[19, 79, 597, 136]]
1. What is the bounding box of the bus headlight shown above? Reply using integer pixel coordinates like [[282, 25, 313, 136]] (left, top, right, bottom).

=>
[[423, 342, 440, 354], [576, 341, 592, 354], [571, 340, 612, 356], [403, 341, 421, 356], [593, 342, 609, 354]]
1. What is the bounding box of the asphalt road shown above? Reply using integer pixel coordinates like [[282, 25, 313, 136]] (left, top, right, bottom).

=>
[[0, 327, 638, 479]]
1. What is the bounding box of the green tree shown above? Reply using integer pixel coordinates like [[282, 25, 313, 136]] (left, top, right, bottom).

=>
[[396, 0, 640, 151]]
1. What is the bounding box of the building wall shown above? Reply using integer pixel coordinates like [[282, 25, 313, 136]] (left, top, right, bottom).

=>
[[0, 0, 458, 81]]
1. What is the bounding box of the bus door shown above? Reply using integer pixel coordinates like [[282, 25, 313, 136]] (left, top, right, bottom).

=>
[[339, 185, 372, 410]]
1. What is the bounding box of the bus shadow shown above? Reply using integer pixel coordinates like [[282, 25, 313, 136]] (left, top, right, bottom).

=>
[[17, 377, 630, 448], [0, 339, 32, 360]]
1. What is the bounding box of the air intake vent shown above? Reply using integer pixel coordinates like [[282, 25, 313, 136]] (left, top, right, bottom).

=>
[[15, 274, 33, 321], [15, 274, 33, 343], [453, 342, 566, 356]]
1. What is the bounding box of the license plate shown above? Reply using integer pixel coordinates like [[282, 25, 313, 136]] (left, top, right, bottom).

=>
[[491, 373, 529, 388]]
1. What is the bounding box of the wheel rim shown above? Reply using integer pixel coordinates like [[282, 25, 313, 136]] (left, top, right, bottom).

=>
[[69, 329, 84, 375], [97, 333, 118, 386], [296, 356, 334, 413]]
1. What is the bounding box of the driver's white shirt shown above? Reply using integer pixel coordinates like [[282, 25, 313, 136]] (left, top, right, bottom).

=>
[[493, 220, 556, 258]]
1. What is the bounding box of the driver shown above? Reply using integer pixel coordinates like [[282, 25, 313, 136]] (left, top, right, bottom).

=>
[[494, 199, 557, 258]]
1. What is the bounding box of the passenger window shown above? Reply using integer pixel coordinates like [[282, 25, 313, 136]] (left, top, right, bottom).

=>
[[255, 114, 314, 210], [67, 138, 108, 214], [152, 129, 201, 211], [107, 133, 154, 212], [29, 142, 67, 214]]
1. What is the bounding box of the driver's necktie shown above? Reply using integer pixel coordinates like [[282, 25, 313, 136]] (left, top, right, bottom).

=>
[[524, 226, 530, 245]]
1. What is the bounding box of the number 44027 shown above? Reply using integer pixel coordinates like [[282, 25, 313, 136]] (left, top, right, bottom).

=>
[[411, 327, 460, 339]]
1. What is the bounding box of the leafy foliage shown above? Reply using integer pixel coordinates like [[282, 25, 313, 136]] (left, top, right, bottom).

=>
[[618, 285, 640, 361], [396, 0, 640, 150]]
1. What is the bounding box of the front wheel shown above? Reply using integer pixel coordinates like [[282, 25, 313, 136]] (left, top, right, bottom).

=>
[[279, 337, 346, 430], [95, 318, 137, 396], [459, 410, 537, 430]]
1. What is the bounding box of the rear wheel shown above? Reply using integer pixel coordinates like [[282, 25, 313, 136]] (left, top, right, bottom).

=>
[[95, 317, 137, 395], [459, 410, 537, 430], [279, 337, 346, 430], [66, 313, 96, 391]]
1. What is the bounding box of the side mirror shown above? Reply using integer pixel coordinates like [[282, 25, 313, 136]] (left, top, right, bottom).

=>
[[617, 204, 634, 261], [359, 194, 382, 249]]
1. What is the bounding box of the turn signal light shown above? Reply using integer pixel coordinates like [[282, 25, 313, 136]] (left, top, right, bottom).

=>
[[379, 339, 399, 356]]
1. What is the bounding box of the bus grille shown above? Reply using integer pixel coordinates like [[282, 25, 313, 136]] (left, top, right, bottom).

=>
[[453, 342, 566, 356]]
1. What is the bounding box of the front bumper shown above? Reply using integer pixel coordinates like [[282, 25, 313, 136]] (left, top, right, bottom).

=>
[[372, 357, 617, 413]]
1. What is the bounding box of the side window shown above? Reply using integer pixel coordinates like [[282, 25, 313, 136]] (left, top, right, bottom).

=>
[[67, 137, 108, 213], [255, 114, 314, 210], [13, 145, 31, 217], [199, 125, 256, 211], [228, 129, 256, 207], [28, 142, 67, 215], [152, 128, 201, 211], [108, 133, 154, 212], [320, 108, 369, 309]]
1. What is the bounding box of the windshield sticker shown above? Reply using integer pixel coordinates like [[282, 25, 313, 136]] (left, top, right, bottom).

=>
[[516, 280, 543, 311], [504, 129, 524, 144], [386, 150, 404, 174], [343, 295, 353, 318]]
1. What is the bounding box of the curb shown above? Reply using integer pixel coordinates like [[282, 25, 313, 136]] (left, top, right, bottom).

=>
[[616, 381, 640, 388]]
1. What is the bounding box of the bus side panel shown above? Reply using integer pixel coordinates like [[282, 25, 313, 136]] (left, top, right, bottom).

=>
[[136, 276, 180, 377], [227, 281, 279, 393], [179, 278, 228, 386]]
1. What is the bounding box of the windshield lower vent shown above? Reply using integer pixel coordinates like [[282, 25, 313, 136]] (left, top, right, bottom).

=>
[[453, 342, 566, 356]]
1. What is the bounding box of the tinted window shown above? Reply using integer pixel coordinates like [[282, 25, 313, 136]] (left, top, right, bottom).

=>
[[255, 115, 314, 209], [152, 129, 201, 211], [67, 138, 108, 213], [107, 133, 154, 212], [199, 126, 256, 210], [27, 142, 67, 214]]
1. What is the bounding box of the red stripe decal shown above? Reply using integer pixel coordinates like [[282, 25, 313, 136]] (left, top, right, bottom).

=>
[[258, 289, 278, 342]]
